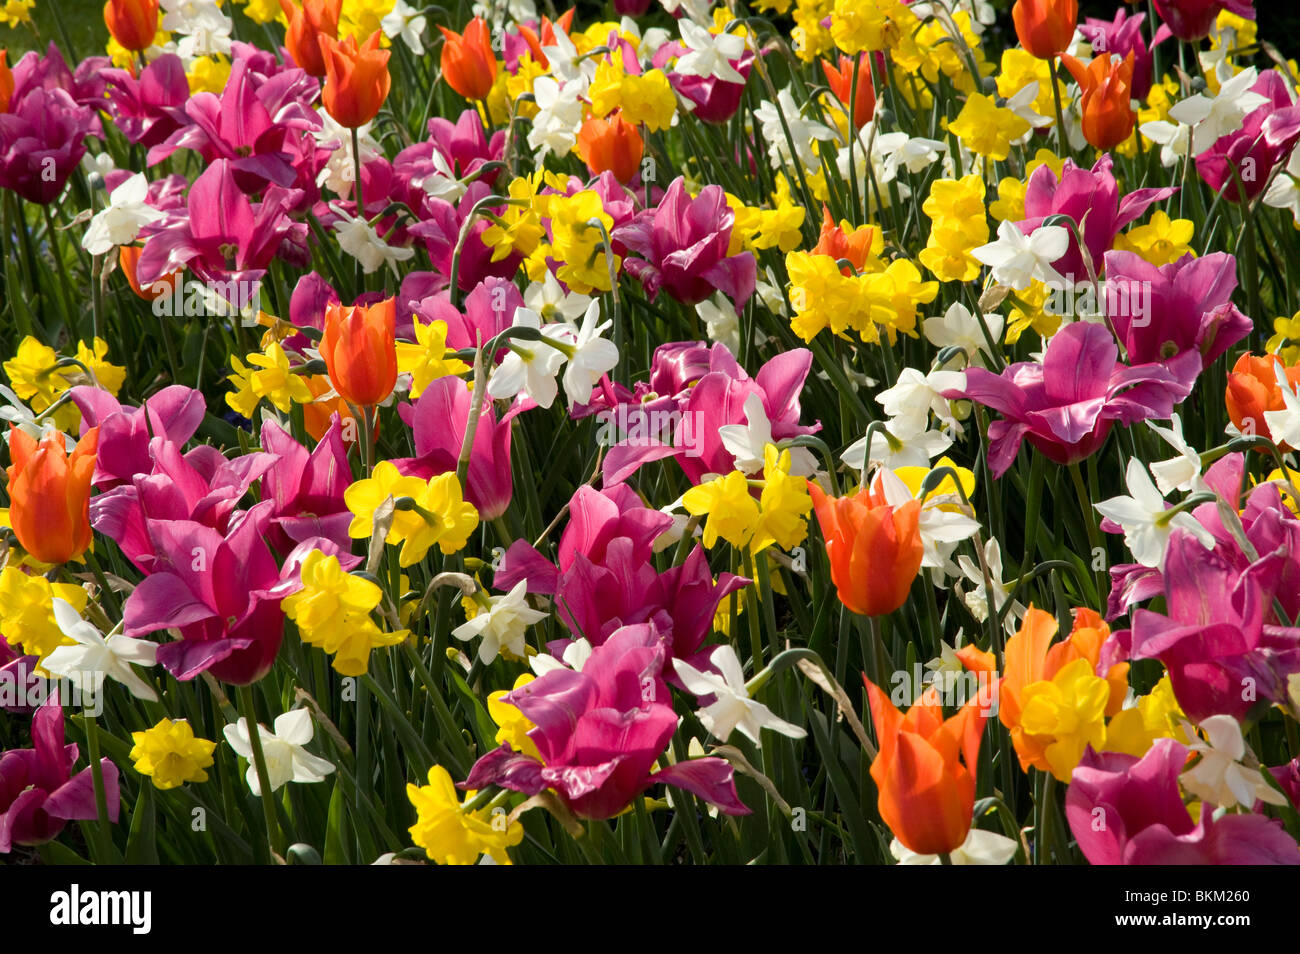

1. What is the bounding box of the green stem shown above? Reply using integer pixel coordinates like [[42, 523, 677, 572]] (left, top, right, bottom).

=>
[[237, 685, 286, 861]]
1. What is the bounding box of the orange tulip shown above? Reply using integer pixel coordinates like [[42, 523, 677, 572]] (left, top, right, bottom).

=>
[[1061, 53, 1136, 151], [821, 54, 876, 129], [118, 245, 181, 302], [864, 677, 990, 855], [808, 482, 923, 617], [278, 0, 342, 78], [302, 374, 360, 445], [0, 51, 13, 115], [320, 31, 391, 129], [517, 9, 575, 70], [103, 0, 159, 54], [438, 17, 498, 102], [812, 206, 876, 274], [320, 297, 397, 407], [6, 426, 99, 565], [999, 606, 1129, 772], [576, 113, 644, 184], [1012, 0, 1078, 60], [1226, 353, 1300, 449]]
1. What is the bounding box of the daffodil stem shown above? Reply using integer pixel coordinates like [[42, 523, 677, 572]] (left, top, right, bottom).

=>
[[238, 684, 286, 861], [1049, 56, 1069, 160], [1068, 462, 1103, 606]]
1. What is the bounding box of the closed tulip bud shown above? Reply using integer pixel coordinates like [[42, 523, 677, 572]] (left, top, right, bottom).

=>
[[321, 297, 398, 407], [438, 17, 498, 102], [320, 31, 392, 129], [1013, 0, 1079, 60], [1152, 0, 1248, 43], [576, 113, 644, 184], [7, 426, 99, 565], [820, 54, 877, 129], [808, 482, 923, 617], [1061, 52, 1136, 151], [864, 676, 991, 856], [278, 0, 342, 78], [103, 0, 159, 54]]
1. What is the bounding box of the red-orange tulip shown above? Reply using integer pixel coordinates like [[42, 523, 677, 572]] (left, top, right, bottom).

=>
[[517, 9, 575, 70], [278, 0, 342, 78], [103, 0, 159, 53], [1225, 353, 1300, 450], [811, 205, 876, 274], [0, 51, 13, 114], [576, 113, 644, 184], [118, 245, 181, 302], [821, 54, 876, 129], [1012, 0, 1078, 60], [320, 31, 391, 129], [864, 677, 990, 855], [7, 426, 99, 565], [808, 482, 923, 617], [438, 17, 498, 102], [321, 297, 398, 407], [1061, 52, 1136, 151]]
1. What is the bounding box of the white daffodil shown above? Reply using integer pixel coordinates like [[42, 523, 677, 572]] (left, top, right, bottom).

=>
[[549, 300, 619, 408], [487, 308, 567, 406], [530, 637, 593, 676], [314, 112, 381, 196], [223, 709, 336, 796], [525, 270, 592, 324], [412, 148, 467, 204], [971, 220, 1068, 291], [1263, 144, 1300, 225], [528, 76, 587, 162], [674, 20, 746, 83], [1263, 363, 1300, 449], [872, 467, 980, 577], [876, 367, 966, 437], [81, 173, 165, 256], [1147, 414, 1205, 495], [1004, 80, 1053, 129], [923, 302, 1004, 368], [163, 0, 233, 59], [451, 581, 549, 665], [82, 151, 117, 181], [718, 392, 816, 476], [842, 416, 953, 471], [881, 135, 948, 180], [957, 538, 1026, 635], [1137, 118, 1190, 168], [43, 599, 159, 703], [1167, 67, 1268, 155], [755, 88, 834, 173], [1179, 715, 1288, 810], [696, 293, 741, 356], [472, 0, 537, 23], [673, 645, 806, 747], [891, 828, 1018, 865], [331, 204, 416, 275], [381, 0, 428, 54], [1094, 458, 1214, 569]]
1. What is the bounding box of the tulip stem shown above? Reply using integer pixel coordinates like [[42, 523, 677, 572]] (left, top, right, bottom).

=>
[[237, 684, 286, 862], [353, 126, 365, 294], [83, 710, 114, 861], [1049, 56, 1069, 159]]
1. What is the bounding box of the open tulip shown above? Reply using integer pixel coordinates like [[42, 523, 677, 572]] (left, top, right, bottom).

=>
[[438, 17, 497, 102], [864, 677, 991, 855], [808, 482, 922, 617], [1061, 53, 1137, 151], [1013, 0, 1078, 60], [576, 113, 643, 184], [6, 426, 99, 565], [278, 0, 342, 78], [103, 0, 159, 54], [320, 31, 391, 129], [321, 297, 398, 406]]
